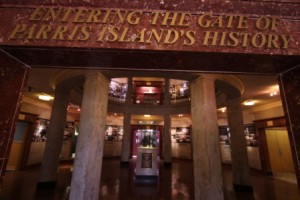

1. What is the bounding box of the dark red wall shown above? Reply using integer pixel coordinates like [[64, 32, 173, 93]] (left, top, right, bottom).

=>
[[0, 50, 30, 182]]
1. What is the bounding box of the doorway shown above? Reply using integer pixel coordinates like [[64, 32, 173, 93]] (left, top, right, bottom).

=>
[[7, 121, 30, 171], [265, 127, 295, 173]]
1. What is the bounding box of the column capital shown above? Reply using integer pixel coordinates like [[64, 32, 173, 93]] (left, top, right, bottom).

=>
[[193, 74, 217, 82], [85, 70, 109, 82]]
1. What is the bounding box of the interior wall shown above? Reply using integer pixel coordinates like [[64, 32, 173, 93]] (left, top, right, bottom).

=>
[[171, 116, 192, 159], [171, 116, 192, 127], [106, 114, 123, 126], [21, 101, 80, 121], [218, 104, 284, 127], [253, 106, 284, 121], [21, 102, 52, 119], [217, 117, 228, 126]]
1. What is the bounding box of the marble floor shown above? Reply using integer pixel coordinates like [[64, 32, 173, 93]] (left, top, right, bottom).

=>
[[1, 158, 300, 200]]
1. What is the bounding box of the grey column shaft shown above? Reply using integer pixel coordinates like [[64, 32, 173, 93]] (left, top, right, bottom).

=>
[[163, 114, 172, 163], [227, 97, 252, 186], [121, 76, 132, 162], [121, 113, 131, 162], [39, 89, 69, 182], [164, 78, 170, 105], [69, 72, 109, 200], [190, 76, 224, 200], [126, 77, 133, 104]]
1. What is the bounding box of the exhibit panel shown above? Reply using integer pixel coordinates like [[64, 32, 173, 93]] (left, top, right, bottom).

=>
[[103, 125, 124, 157], [219, 124, 262, 170], [26, 118, 76, 164], [171, 127, 192, 159]]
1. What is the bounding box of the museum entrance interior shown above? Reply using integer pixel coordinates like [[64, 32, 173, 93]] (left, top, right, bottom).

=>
[[4, 68, 296, 199], [1, 59, 300, 199]]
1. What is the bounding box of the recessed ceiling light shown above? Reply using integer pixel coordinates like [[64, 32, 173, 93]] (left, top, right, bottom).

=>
[[144, 114, 151, 117], [270, 91, 278, 96], [38, 95, 52, 101], [218, 107, 226, 113], [244, 100, 255, 106]]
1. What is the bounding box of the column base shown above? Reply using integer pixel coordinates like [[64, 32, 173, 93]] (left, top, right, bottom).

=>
[[164, 162, 172, 168], [265, 171, 273, 176], [233, 184, 253, 193], [135, 175, 158, 184], [36, 181, 57, 190], [120, 161, 129, 168]]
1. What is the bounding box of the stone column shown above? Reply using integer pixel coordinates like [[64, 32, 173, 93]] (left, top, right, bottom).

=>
[[226, 97, 252, 192], [278, 65, 300, 187], [164, 78, 170, 105], [190, 75, 224, 200], [121, 113, 131, 163], [69, 71, 109, 200], [120, 76, 133, 163], [163, 78, 172, 165], [39, 89, 69, 185], [163, 114, 172, 165], [125, 76, 133, 104]]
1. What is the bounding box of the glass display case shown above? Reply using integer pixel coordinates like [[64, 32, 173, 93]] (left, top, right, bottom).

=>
[[136, 129, 159, 148], [135, 129, 159, 178]]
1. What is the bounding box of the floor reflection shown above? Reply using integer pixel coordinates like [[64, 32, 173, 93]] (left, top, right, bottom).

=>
[[1, 158, 300, 200]]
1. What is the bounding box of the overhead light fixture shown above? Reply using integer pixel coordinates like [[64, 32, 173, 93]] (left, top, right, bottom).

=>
[[144, 114, 151, 117], [244, 100, 255, 106], [218, 107, 226, 113], [270, 91, 278, 96], [38, 95, 52, 101]]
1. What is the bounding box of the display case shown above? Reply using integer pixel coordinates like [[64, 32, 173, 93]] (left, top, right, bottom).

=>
[[135, 129, 159, 178], [136, 129, 159, 148]]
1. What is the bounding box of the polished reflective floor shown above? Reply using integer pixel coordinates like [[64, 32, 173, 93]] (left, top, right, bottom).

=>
[[1, 158, 300, 200]]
